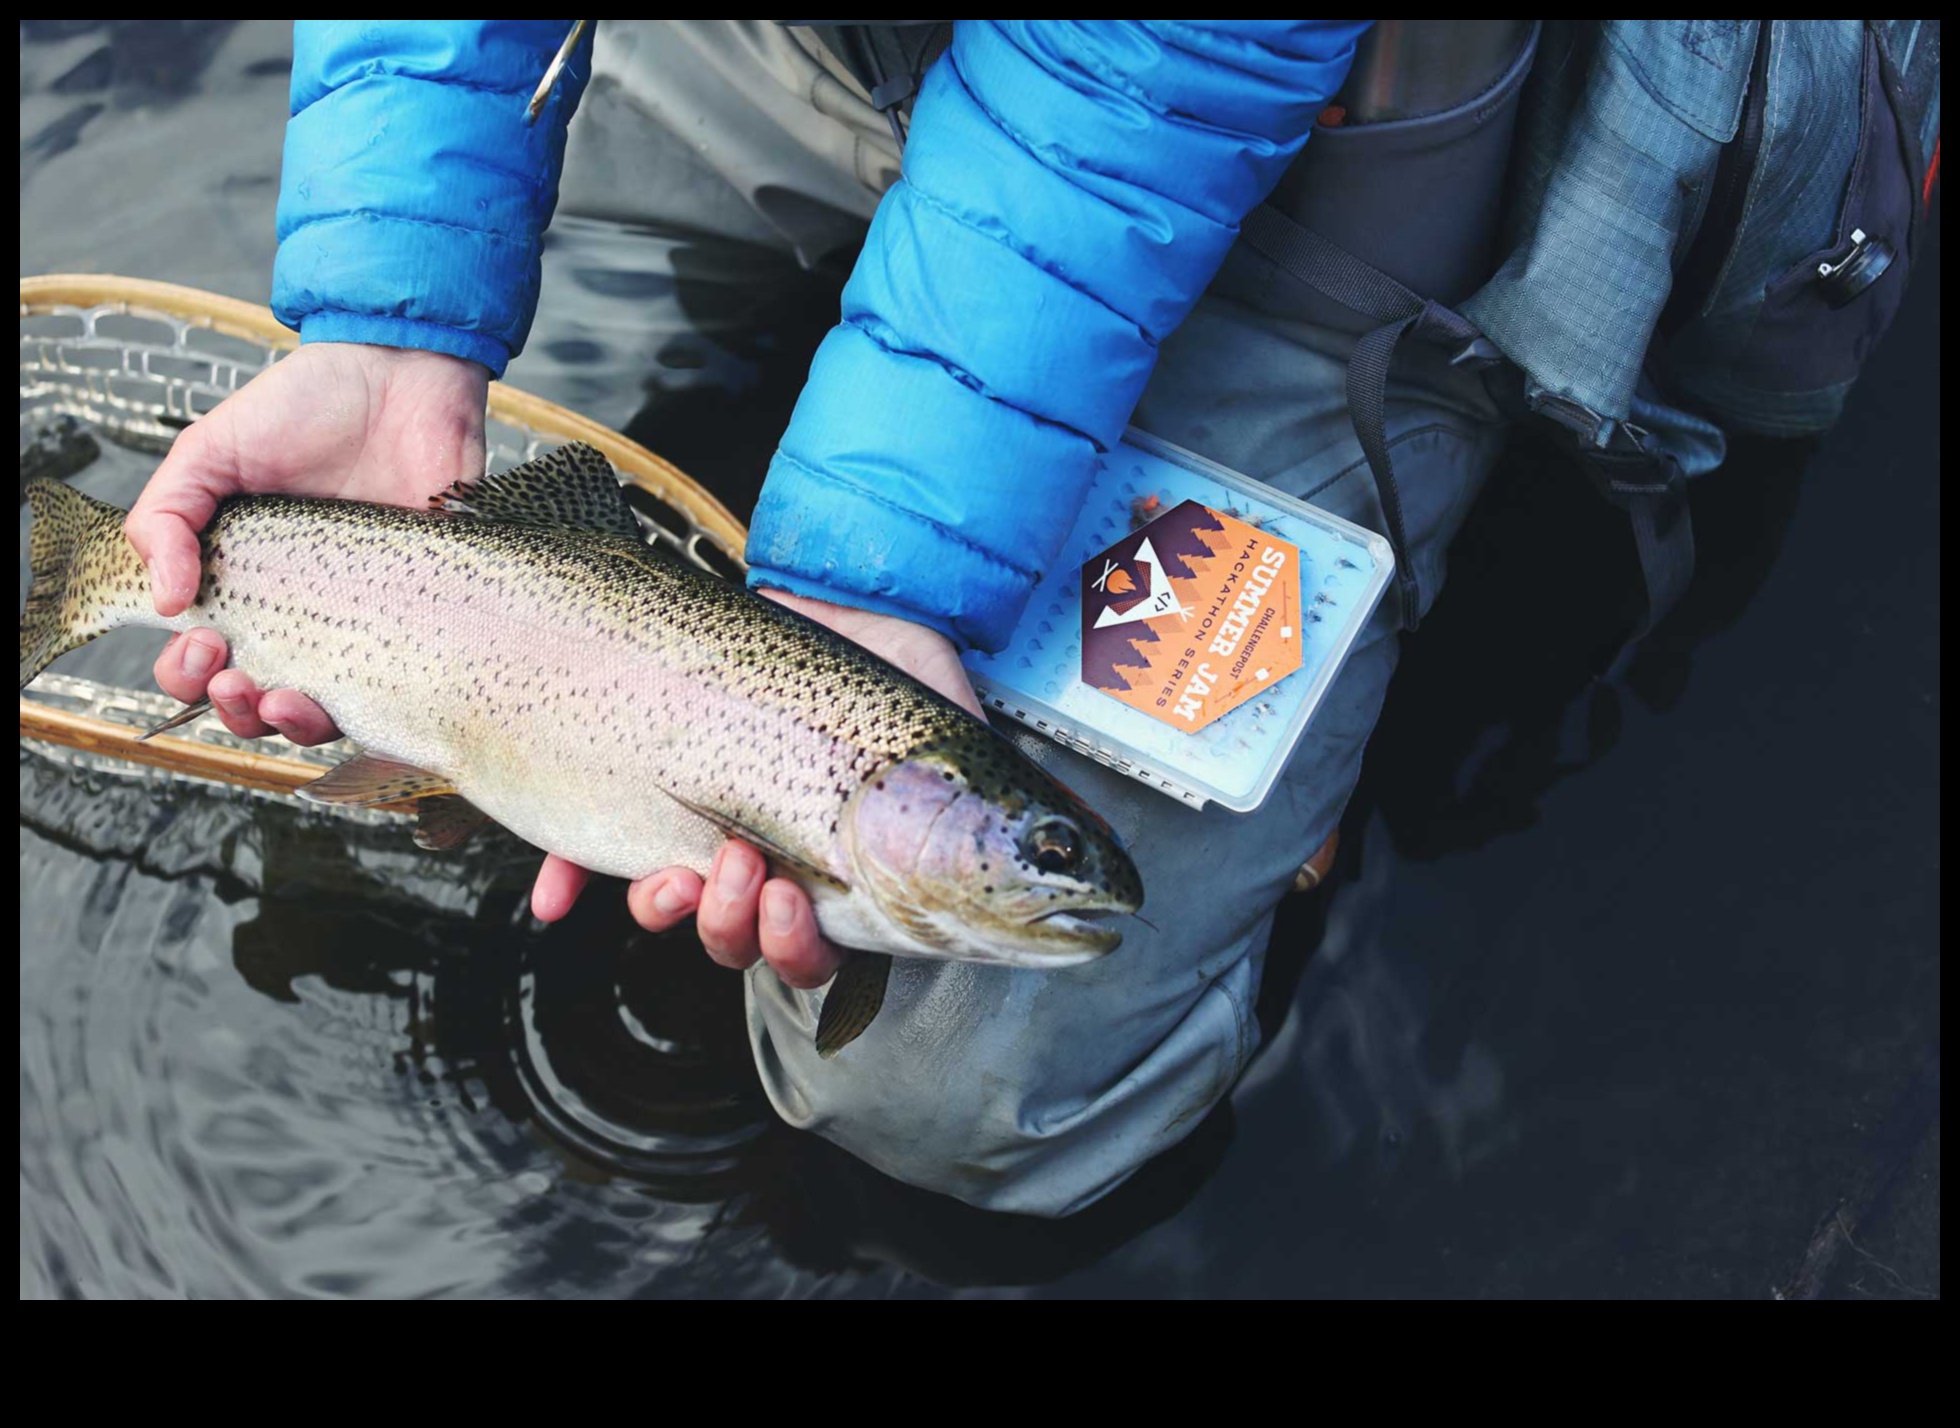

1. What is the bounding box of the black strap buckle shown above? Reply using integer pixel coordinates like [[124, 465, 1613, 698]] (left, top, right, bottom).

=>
[[1531, 397, 1687, 510], [870, 74, 916, 113], [1578, 422, 1689, 513]]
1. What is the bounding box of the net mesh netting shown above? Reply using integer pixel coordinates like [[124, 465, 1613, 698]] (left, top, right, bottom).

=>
[[20, 284, 741, 896], [19, 296, 741, 576]]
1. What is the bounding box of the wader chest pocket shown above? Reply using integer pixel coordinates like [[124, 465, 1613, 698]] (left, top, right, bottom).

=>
[[1739, 32, 1916, 395]]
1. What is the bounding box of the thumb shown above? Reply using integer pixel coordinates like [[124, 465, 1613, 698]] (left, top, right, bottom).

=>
[[124, 425, 239, 617], [122, 511, 203, 618]]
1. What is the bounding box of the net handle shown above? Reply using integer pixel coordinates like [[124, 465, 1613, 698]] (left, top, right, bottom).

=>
[[18, 699, 422, 808]]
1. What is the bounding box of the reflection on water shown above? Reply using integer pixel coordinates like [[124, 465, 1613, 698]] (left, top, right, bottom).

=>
[[19, 820, 867, 1298], [21, 22, 1941, 1298]]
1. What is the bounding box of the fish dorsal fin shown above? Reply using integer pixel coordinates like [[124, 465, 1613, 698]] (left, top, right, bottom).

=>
[[665, 790, 848, 892], [816, 952, 891, 1059], [431, 442, 643, 542], [413, 794, 496, 851], [298, 752, 457, 808]]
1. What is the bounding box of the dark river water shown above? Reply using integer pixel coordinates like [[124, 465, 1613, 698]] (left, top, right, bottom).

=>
[[19, 22, 1941, 1298]]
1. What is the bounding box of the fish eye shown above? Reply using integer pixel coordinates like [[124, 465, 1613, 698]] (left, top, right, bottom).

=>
[[1023, 819, 1082, 875]]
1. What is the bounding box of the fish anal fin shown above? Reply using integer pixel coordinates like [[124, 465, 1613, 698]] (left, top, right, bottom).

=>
[[815, 952, 891, 1059], [298, 751, 456, 808], [413, 794, 496, 851], [665, 790, 848, 892], [430, 442, 643, 543], [136, 697, 212, 742]]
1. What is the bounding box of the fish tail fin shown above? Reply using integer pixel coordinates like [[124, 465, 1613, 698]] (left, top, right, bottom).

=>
[[20, 479, 145, 690]]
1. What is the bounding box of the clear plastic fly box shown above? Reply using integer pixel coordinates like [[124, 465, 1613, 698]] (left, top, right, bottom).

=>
[[963, 429, 1394, 812]]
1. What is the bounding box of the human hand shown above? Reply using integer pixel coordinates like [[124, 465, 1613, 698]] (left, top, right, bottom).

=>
[[530, 591, 986, 989], [128, 342, 489, 741]]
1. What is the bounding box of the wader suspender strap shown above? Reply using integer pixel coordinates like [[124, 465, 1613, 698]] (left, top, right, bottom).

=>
[[1239, 203, 1498, 631], [1238, 202, 1696, 659], [1531, 394, 1697, 664]]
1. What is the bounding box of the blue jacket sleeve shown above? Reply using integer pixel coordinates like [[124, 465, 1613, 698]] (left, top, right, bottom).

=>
[[271, 21, 590, 378], [746, 20, 1367, 651]]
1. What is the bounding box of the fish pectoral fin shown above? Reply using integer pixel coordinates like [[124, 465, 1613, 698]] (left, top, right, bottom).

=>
[[135, 697, 212, 742], [815, 952, 891, 1059], [297, 751, 457, 808], [429, 442, 644, 544], [413, 794, 497, 851], [664, 790, 849, 892]]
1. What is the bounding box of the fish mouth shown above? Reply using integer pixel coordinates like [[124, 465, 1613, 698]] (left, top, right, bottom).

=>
[[1021, 905, 1130, 957]]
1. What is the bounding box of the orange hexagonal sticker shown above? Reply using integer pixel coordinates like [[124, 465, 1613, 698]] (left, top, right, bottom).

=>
[[1080, 499, 1303, 732]]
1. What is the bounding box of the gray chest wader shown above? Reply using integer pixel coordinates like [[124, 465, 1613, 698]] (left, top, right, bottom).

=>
[[804, 20, 1935, 669]]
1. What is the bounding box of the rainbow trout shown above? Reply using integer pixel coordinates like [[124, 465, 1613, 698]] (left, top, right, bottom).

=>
[[20, 445, 1143, 1053]]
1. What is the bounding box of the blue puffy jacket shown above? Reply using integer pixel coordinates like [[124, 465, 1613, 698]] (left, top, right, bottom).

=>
[[275, 20, 1366, 650]]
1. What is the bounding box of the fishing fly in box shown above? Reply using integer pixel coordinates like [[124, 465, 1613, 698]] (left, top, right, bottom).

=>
[[962, 430, 1393, 812]]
